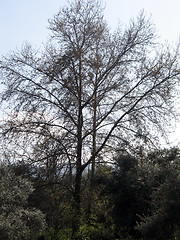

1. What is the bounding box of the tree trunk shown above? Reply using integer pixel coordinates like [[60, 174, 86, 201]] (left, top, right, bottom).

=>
[[72, 84, 83, 237], [72, 170, 82, 238], [86, 90, 97, 223]]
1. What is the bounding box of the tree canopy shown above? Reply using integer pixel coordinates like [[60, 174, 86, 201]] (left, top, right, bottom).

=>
[[0, 0, 179, 237]]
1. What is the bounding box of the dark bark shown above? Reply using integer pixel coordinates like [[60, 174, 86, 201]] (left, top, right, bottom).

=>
[[72, 170, 82, 237]]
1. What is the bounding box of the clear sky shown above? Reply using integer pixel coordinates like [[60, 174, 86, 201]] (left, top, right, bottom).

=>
[[1, 0, 180, 55], [105, 0, 180, 42], [0, 0, 179, 145]]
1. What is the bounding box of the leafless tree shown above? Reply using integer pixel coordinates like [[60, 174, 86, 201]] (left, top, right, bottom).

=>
[[0, 0, 179, 234]]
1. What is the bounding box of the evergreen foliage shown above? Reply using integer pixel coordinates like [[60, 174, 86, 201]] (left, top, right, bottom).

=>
[[0, 164, 46, 240]]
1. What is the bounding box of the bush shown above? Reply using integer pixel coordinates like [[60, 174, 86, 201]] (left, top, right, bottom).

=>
[[0, 164, 46, 240]]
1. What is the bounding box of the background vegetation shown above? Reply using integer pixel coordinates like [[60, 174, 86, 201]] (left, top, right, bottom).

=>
[[0, 148, 179, 239]]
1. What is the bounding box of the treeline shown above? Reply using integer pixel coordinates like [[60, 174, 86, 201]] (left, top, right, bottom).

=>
[[0, 147, 179, 240]]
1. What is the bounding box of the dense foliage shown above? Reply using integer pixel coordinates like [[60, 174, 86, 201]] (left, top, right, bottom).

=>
[[0, 148, 179, 239], [0, 164, 46, 240]]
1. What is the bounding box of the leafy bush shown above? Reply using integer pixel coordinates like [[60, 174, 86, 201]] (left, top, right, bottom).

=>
[[136, 149, 180, 240], [0, 164, 46, 240]]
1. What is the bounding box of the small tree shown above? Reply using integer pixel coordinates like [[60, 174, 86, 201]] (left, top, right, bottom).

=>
[[0, 164, 46, 240], [97, 153, 150, 238], [0, 0, 179, 234]]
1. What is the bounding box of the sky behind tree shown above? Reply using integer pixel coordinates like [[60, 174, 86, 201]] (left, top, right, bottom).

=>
[[1, 0, 180, 55], [0, 0, 179, 145]]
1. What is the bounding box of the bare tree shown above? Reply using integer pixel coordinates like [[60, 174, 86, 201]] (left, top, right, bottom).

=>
[[0, 0, 179, 234]]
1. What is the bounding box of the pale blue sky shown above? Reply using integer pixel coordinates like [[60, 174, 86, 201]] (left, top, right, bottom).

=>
[[0, 0, 180, 55], [0, 0, 179, 145], [105, 0, 180, 42]]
